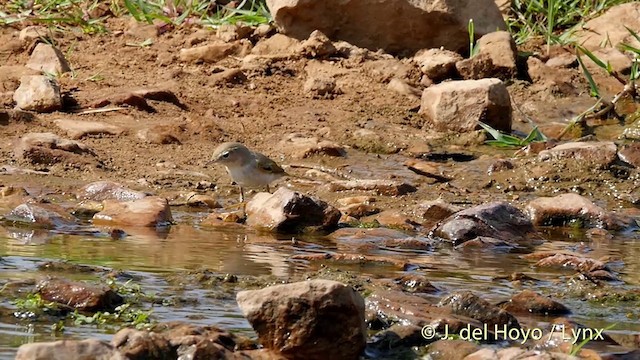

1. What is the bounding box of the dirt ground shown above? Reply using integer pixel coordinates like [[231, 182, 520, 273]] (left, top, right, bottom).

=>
[[0, 18, 637, 214]]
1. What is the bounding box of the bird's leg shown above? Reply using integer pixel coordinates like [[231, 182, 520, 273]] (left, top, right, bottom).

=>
[[239, 186, 245, 203], [266, 184, 271, 193]]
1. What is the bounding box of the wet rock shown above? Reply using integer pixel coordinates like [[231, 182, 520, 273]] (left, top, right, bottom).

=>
[[412, 48, 462, 82], [25, 43, 71, 74], [526, 193, 632, 230], [499, 290, 570, 315], [419, 78, 512, 133], [538, 141, 618, 167], [464, 347, 576, 360], [619, 143, 640, 168], [456, 31, 517, 80], [362, 210, 421, 232], [13, 75, 62, 112], [387, 77, 422, 99], [180, 193, 221, 208], [412, 199, 462, 226], [325, 179, 417, 196], [393, 274, 438, 294], [526, 57, 577, 95], [368, 324, 433, 357], [5, 202, 79, 230], [622, 119, 640, 140], [16, 339, 125, 360], [426, 339, 481, 359], [303, 75, 337, 97], [77, 181, 148, 202], [573, 2, 640, 50], [404, 159, 450, 182], [93, 196, 173, 228], [487, 158, 514, 174], [54, 119, 125, 139], [237, 279, 366, 360], [136, 126, 182, 145], [251, 33, 301, 56], [179, 41, 249, 63], [524, 252, 610, 274], [266, 0, 506, 55], [36, 277, 123, 312], [245, 187, 341, 232], [336, 196, 376, 207], [339, 203, 380, 218], [433, 201, 536, 246], [14, 132, 96, 165], [111, 328, 175, 360], [330, 227, 431, 251], [297, 30, 337, 58], [439, 291, 519, 331]]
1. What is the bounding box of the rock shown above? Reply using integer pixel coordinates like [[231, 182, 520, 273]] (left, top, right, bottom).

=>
[[329, 227, 431, 251], [438, 291, 520, 331], [19, 26, 52, 44], [412, 48, 462, 81], [619, 143, 640, 168], [136, 126, 182, 145], [419, 78, 512, 133], [364, 58, 419, 83], [412, 199, 462, 226], [393, 274, 439, 294], [584, 48, 632, 74], [36, 277, 123, 312], [426, 339, 481, 359], [111, 328, 174, 359], [324, 179, 417, 196], [404, 159, 450, 182], [90, 87, 187, 112], [54, 119, 125, 139], [266, 0, 506, 55], [278, 134, 345, 159], [25, 43, 71, 74], [487, 158, 514, 174], [13, 75, 62, 112], [124, 17, 160, 40], [16, 339, 125, 360], [464, 348, 575, 360], [456, 31, 517, 80], [362, 210, 421, 232], [499, 290, 570, 315], [526, 193, 632, 230], [179, 41, 249, 63], [433, 201, 537, 246], [303, 75, 337, 97], [245, 187, 341, 232], [368, 324, 432, 357], [0, 64, 42, 92], [14, 132, 96, 165], [546, 52, 578, 68], [210, 68, 247, 85], [77, 181, 148, 202], [339, 203, 380, 218], [524, 252, 611, 275], [297, 30, 337, 58], [251, 33, 301, 56], [236, 279, 366, 359], [336, 196, 376, 207], [6, 202, 79, 230], [538, 141, 618, 167], [387, 78, 422, 99], [573, 3, 640, 51], [92, 197, 173, 228], [526, 57, 577, 95], [216, 24, 254, 42]]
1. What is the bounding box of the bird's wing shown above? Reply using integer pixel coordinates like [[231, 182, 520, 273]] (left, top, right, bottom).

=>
[[255, 153, 286, 174]]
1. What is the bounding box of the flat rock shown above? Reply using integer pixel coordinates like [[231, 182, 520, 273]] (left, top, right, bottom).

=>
[[54, 119, 125, 139], [538, 141, 618, 167], [278, 134, 345, 159], [573, 2, 640, 51], [419, 78, 512, 133], [329, 227, 431, 251], [236, 279, 366, 359], [14, 132, 96, 165], [456, 31, 517, 80], [16, 339, 125, 360], [412, 48, 462, 81], [618, 142, 640, 168], [266, 0, 506, 55], [13, 75, 62, 112], [245, 187, 341, 232], [92, 196, 173, 228], [36, 277, 123, 312], [5, 202, 79, 230], [77, 181, 148, 202], [524, 252, 614, 277], [324, 179, 417, 196], [499, 289, 570, 315], [25, 43, 71, 74], [526, 193, 632, 230], [433, 201, 537, 246]]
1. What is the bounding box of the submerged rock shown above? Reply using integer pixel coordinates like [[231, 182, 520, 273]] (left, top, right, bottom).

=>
[[236, 279, 366, 360], [92, 196, 173, 228], [16, 339, 125, 360], [499, 290, 570, 316], [526, 193, 632, 230], [36, 277, 123, 312], [433, 201, 537, 247], [245, 187, 341, 233], [77, 181, 148, 202], [329, 227, 432, 251], [324, 179, 417, 196]]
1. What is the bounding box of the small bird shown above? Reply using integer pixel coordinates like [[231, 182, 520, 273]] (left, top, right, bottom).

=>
[[209, 142, 286, 202]]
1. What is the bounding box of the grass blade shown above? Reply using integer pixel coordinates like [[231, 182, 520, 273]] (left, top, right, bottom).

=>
[[576, 51, 600, 98]]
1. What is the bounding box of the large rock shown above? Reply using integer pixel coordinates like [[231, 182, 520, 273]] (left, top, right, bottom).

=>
[[419, 78, 511, 133], [77, 181, 148, 202], [539, 141, 618, 168], [411, 48, 462, 81], [526, 193, 632, 230], [237, 279, 366, 360], [25, 43, 71, 74], [266, 0, 506, 55], [433, 201, 536, 247], [92, 197, 173, 227], [36, 277, 123, 312], [6, 202, 79, 230], [245, 187, 341, 232], [16, 339, 125, 360], [456, 31, 518, 80], [573, 3, 640, 51], [13, 75, 62, 112], [14, 132, 96, 165], [54, 119, 125, 139], [438, 291, 519, 331]]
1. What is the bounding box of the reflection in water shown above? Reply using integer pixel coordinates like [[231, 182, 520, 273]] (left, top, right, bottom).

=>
[[0, 217, 639, 359]]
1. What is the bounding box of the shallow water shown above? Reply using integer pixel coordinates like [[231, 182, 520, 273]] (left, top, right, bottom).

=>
[[0, 209, 639, 359]]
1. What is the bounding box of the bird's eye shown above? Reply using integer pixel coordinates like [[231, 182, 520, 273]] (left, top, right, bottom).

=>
[[221, 152, 230, 158]]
